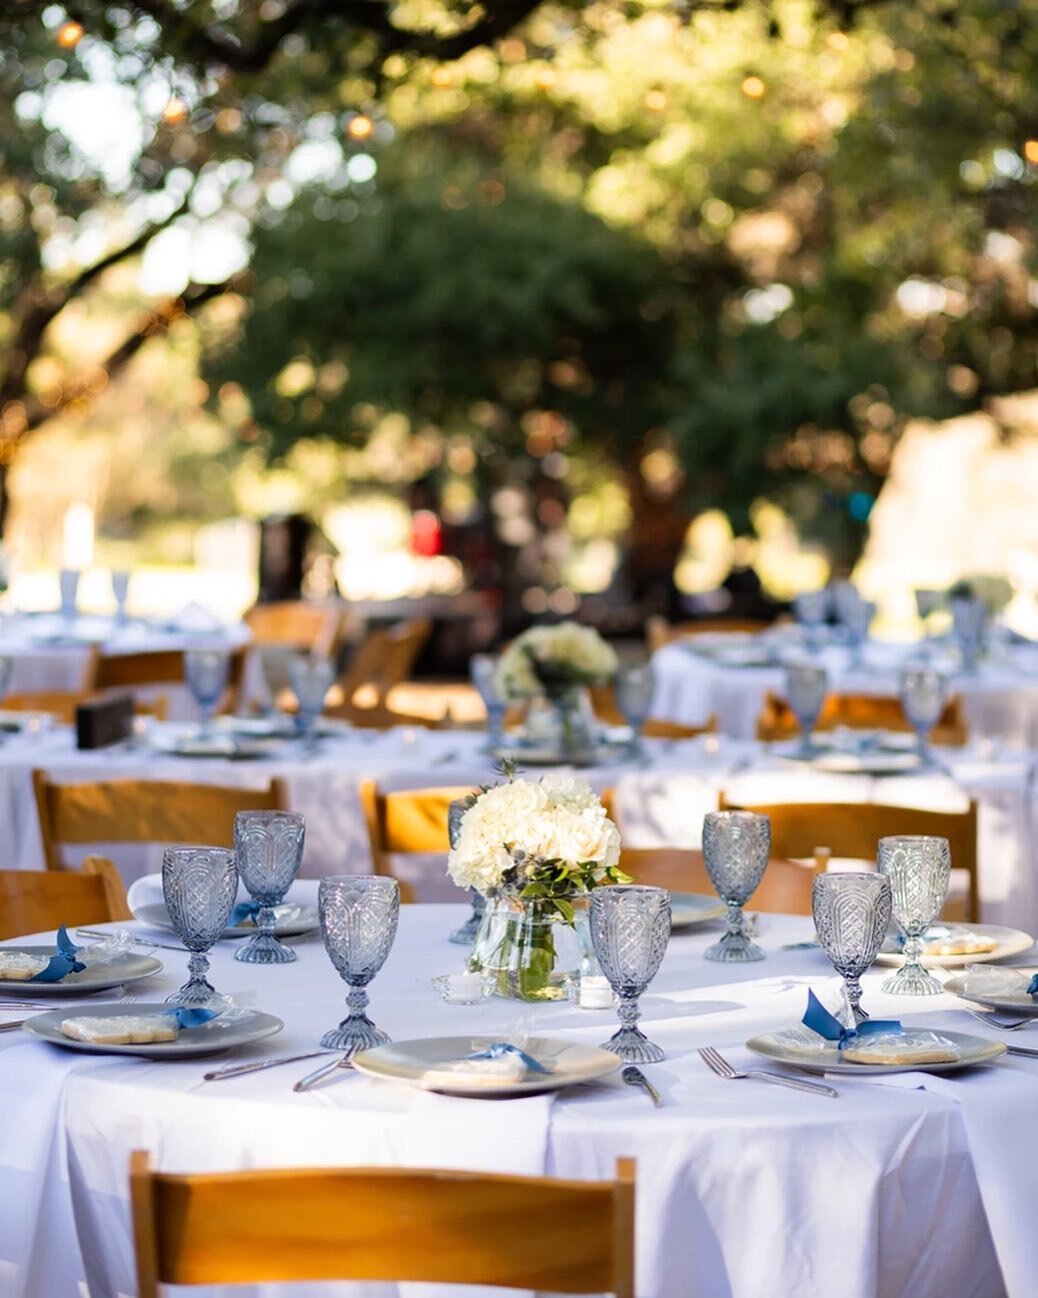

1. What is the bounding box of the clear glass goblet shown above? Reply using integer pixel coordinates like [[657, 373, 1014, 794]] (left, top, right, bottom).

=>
[[899, 665, 945, 765], [470, 653, 507, 752], [287, 653, 335, 750], [447, 796, 485, 947], [702, 810, 770, 962], [785, 662, 829, 757], [233, 811, 306, 965], [812, 871, 892, 1024], [111, 569, 130, 624], [58, 568, 80, 622], [0, 655, 12, 704], [589, 885, 671, 1063], [615, 663, 655, 758], [837, 591, 875, 670], [878, 835, 951, 996], [793, 589, 831, 650], [184, 648, 230, 740], [950, 596, 986, 672], [319, 875, 400, 1056], [162, 846, 238, 1006]]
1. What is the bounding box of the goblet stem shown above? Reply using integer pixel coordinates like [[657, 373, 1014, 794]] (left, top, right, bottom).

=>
[[915, 727, 931, 766], [704, 900, 765, 963], [796, 721, 814, 758], [599, 992, 664, 1064], [320, 983, 390, 1056], [197, 703, 215, 742], [844, 975, 868, 1024], [485, 707, 505, 753], [450, 889, 485, 946], [167, 951, 216, 1006], [235, 903, 297, 964], [880, 930, 943, 995]]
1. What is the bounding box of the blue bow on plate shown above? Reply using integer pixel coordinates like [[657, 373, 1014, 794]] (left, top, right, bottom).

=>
[[29, 925, 86, 983], [464, 1043, 551, 1074], [1027, 974, 1038, 999], [802, 989, 902, 1049], [164, 1007, 220, 1028], [230, 901, 261, 926]]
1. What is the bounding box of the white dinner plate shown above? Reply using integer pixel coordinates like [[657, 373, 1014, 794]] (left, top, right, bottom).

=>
[[133, 900, 319, 940], [747, 1028, 1006, 1076], [875, 923, 1034, 968], [490, 743, 606, 768], [148, 733, 278, 760], [669, 892, 727, 929], [23, 1001, 284, 1058], [0, 947, 163, 996], [942, 971, 1038, 1016], [807, 751, 922, 775], [352, 1035, 620, 1097]]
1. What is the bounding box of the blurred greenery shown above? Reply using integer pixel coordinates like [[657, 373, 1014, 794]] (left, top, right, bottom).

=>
[[0, 0, 1035, 578]]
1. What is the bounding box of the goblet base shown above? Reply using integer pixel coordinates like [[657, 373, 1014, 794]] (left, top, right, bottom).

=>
[[166, 978, 219, 1008], [600, 1025, 665, 1064], [880, 963, 943, 996], [234, 931, 297, 964], [320, 1016, 390, 1056], [704, 933, 766, 963]]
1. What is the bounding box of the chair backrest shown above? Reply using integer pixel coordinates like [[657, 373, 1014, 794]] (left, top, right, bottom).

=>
[[32, 771, 288, 871], [0, 856, 131, 940], [130, 1150, 635, 1297], [359, 780, 477, 900], [89, 647, 248, 713], [755, 691, 968, 745], [718, 795, 980, 921], [330, 702, 444, 730], [646, 616, 773, 653], [619, 846, 823, 916], [339, 619, 432, 708], [244, 601, 343, 658]]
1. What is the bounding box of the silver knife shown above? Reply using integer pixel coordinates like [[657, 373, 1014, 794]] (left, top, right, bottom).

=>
[[1006, 1043, 1038, 1058], [622, 1064, 663, 1107], [293, 1055, 354, 1092], [203, 1050, 334, 1081], [0, 1019, 27, 1032]]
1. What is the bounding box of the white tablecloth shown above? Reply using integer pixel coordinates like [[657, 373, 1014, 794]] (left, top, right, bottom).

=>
[[6, 725, 1035, 929], [651, 638, 1038, 747], [0, 900, 1030, 1298]]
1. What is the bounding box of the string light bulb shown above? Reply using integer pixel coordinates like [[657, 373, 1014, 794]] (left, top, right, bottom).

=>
[[56, 20, 84, 48], [741, 75, 766, 99], [1025, 140, 1038, 165], [644, 88, 668, 112], [162, 97, 189, 125], [346, 113, 374, 141]]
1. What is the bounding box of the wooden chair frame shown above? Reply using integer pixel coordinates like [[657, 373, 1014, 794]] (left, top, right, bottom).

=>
[[244, 600, 343, 659], [359, 780, 477, 900], [32, 771, 288, 872], [0, 856, 131, 940], [130, 1150, 635, 1297], [755, 690, 968, 746], [88, 646, 248, 714]]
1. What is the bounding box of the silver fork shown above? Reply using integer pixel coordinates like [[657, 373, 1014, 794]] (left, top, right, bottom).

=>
[[0, 990, 135, 1032], [698, 1046, 838, 1098], [965, 1009, 1035, 1032]]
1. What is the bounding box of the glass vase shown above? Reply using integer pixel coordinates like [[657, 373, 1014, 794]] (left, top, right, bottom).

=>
[[472, 894, 588, 1002], [526, 687, 597, 762]]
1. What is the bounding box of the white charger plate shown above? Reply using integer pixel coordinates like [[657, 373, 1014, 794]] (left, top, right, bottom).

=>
[[133, 900, 319, 941], [808, 751, 922, 775], [943, 970, 1038, 1016], [747, 1028, 1006, 1076], [352, 1035, 620, 1097], [670, 892, 727, 929], [0, 947, 162, 996], [875, 923, 1034, 968], [23, 1001, 284, 1058]]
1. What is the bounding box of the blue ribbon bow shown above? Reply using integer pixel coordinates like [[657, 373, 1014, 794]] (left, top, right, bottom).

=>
[[802, 989, 903, 1049], [464, 1042, 551, 1074], [164, 1007, 220, 1029], [230, 901, 261, 926], [1027, 974, 1038, 1000], [29, 925, 86, 983]]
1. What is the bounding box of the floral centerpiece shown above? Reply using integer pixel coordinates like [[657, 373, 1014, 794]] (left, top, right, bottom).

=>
[[494, 622, 619, 759], [448, 771, 627, 1000]]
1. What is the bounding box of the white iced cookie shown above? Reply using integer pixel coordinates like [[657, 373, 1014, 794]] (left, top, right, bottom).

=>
[[842, 1038, 958, 1066], [924, 935, 997, 957], [60, 1015, 178, 1045], [420, 1054, 528, 1089], [0, 952, 49, 981]]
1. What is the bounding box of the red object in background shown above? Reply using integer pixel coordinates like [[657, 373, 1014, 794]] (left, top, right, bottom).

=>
[[410, 509, 442, 557]]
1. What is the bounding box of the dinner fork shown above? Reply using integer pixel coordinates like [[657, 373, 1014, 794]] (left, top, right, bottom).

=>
[[698, 1046, 839, 1098], [965, 1009, 1035, 1032], [0, 991, 135, 1032]]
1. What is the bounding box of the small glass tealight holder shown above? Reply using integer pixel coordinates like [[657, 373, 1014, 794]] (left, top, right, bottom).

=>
[[575, 974, 615, 1010], [432, 971, 493, 1005]]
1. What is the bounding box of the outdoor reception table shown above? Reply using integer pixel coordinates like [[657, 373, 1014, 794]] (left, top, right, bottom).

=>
[[650, 637, 1038, 748], [0, 898, 1031, 1298], [5, 723, 1035, 928]]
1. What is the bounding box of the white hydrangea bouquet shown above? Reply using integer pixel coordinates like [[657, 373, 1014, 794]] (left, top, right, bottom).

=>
[[494, 621, 619, 701], [448, 771, 627, 1000]]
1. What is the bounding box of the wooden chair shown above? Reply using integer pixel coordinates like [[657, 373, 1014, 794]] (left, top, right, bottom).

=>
[[755, 691, 968, 746], [718, 795, 980, 922], [32, 771, 288, 872], [620, 846, 824, 916], [130, 1150, 635, 1298], [0, 856, 132, 940], [359, 780, 477, 901], [646, 616, 773, 654], [330, 702, 445, 730], [334, 618, 432, 710], [88, 646, 248, 714], [244, 600, 343, 658], [1, 690, 169, 725]]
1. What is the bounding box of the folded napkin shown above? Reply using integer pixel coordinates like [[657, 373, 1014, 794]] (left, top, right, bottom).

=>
[[954, 965, 1038, 1000], [167, 601, 222, 633]]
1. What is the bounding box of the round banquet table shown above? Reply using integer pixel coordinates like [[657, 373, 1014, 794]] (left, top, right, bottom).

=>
[[650, 637, 1038, 748], [5, 723, 1036, 930], [0, 897, 1032, 1298]]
